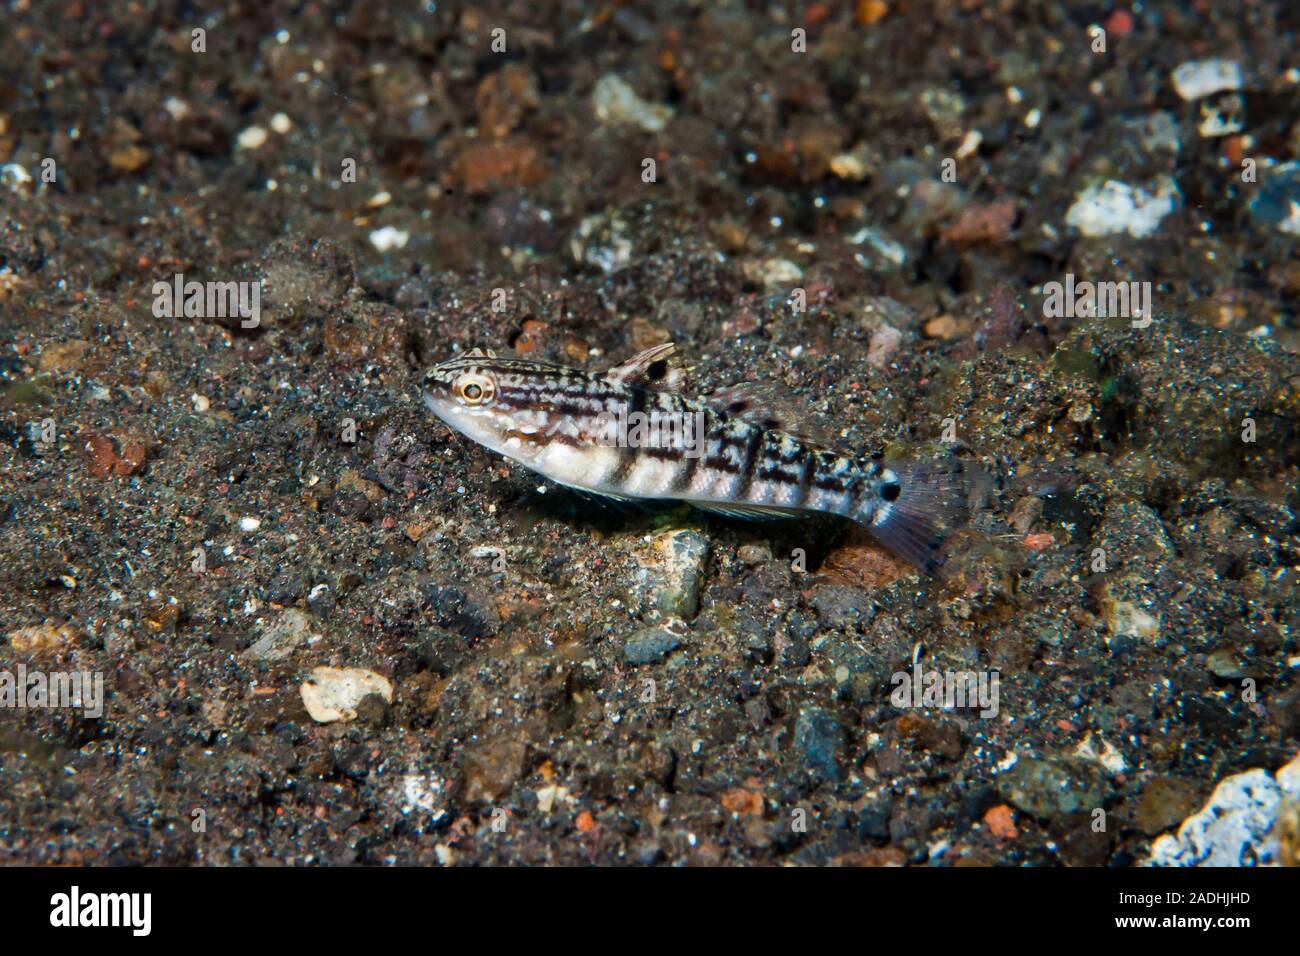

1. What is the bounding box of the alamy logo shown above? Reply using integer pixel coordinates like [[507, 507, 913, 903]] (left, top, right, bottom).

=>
[[152, 272, 261, 328], [890, 661, 1000, 718], [1042, 273, 1152, 328], [592, 408, 708, 459], [49, 886, 151, 936], [0, 665, 103, 718]]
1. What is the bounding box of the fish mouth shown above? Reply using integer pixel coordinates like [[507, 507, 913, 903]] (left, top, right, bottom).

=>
[[421, 388, 462, 427]]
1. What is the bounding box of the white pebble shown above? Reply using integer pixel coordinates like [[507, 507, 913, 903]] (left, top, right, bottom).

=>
[[955, 129, 982, 160], [369, 226, 410, 251], [592, 74, 673, 133], [1198, 101, 1242, 139], [1, 163, 33, 192], [1171, 59, 1242, 101], [270, 112, 292, 134], [163, 97, 191, 121], [760, 258, 803, 286], [239, 516, 261, 532], [236, 125, 268, 150], [1146, 756, 1299, 866], [867, 323, 904, 370], [1065, 177, 1180, 239], [850, 226, 907, 267]]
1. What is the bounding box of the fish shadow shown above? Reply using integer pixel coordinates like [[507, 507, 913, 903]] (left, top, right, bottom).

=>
[[518, 482, 846, 568]]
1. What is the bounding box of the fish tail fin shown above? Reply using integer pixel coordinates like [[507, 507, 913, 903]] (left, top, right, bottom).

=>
[[853, 458, 984, 576]]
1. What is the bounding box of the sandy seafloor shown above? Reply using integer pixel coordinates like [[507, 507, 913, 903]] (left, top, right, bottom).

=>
[[0, 1, 1298, 866]]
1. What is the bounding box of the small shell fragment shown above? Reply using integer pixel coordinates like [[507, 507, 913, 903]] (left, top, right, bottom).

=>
[[300, 666, 394, 723]]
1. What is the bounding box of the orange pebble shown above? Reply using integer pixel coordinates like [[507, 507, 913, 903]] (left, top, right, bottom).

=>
[[1023, 532, 1055, 551], [984, 804, 1018, 840]]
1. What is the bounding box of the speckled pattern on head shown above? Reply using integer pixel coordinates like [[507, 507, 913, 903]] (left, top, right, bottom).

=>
[[423, 344, 969, 573]]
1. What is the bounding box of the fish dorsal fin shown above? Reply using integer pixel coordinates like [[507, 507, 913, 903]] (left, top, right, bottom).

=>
[[703, 382, 832, 447], [605, 342, 684, 390], [463, 347, 497, 359]]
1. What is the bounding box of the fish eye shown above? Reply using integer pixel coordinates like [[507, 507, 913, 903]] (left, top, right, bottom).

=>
[[453, 372, 495, 406]]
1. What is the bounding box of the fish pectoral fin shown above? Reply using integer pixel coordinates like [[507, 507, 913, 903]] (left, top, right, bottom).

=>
[[577, 486, 640, 503], [573, 490, 642, 512], [544, 479, 664, 513], [542, 418, 574, 438], [702, 382, 832, 447], [688, 501, 805, 521], [604, 342, 685, 390]]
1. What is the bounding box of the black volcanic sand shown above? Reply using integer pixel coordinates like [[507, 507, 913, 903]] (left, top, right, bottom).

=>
[[1, 1, 1297, 865]]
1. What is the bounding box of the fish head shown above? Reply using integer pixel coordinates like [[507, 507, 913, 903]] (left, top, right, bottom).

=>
[[421, 350, 556, 464]]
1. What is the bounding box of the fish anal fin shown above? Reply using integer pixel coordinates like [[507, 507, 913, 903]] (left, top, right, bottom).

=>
[[689, 501, 804, 522]]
